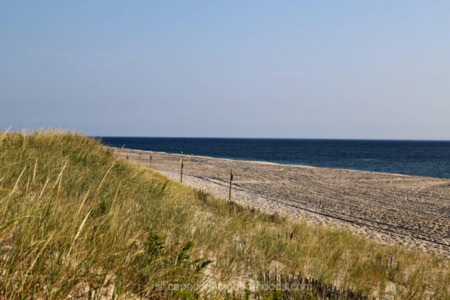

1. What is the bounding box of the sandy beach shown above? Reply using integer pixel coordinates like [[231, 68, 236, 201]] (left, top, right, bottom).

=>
[[113, 148, 450, 257]]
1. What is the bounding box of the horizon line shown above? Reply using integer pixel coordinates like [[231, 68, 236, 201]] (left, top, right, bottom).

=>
[[93, 136, 450, 142]]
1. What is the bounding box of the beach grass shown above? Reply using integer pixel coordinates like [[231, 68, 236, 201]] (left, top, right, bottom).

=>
[[0, 130, 448, 299]]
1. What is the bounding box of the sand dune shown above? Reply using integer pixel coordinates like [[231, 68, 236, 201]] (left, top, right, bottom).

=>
[[114, 148, 450, 257]]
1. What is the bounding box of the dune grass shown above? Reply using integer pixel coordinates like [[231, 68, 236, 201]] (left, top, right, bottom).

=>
[[0, 131, 448, 299]]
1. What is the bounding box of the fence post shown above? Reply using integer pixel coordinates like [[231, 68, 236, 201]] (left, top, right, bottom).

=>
[[149, 154, 152, 168], [180, 158, 184, 183], [228, 169, 233, 201]]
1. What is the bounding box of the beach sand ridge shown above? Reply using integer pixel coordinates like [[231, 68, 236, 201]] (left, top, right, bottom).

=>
[[114, 148, 450, 257]]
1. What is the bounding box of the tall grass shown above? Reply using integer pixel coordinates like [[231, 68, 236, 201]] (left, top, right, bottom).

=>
[[0, 131, 448, 299]]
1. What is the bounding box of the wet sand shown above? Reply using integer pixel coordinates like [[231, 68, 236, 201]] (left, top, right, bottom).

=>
[[113, 148, 450, 257]]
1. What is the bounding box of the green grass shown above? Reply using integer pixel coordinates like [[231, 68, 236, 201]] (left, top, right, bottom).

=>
[[0, 131, 448, 299]]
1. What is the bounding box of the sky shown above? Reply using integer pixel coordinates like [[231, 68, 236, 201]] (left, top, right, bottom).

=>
[[1, 1, 450, 139]]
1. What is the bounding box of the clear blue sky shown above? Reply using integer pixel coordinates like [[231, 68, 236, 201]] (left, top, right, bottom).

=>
[[1, 1, 449, 139]]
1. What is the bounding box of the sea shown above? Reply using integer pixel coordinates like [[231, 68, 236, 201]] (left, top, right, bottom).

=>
[[98, 137, 450, 179]]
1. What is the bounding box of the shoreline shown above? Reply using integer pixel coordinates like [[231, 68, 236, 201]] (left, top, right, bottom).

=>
[[112, 147, 450, 257], [109, 146, 442, 179]]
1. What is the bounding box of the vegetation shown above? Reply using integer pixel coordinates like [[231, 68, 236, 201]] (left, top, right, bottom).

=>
[[0, 131, 448, 299]]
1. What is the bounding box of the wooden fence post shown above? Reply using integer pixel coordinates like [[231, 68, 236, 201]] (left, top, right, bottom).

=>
[[149, 154, 152, 168], [228, 169, 233, 201], [180, 158, 184, 183]]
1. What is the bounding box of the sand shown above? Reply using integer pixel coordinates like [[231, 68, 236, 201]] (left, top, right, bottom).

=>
[[113, 148, 450, 257]]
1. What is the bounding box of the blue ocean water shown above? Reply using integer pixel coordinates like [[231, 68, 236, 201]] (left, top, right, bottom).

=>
[[98, 137, 450, 179]]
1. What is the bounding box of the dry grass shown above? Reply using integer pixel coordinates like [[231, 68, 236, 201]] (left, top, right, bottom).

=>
[[0, 131, 448, 299]]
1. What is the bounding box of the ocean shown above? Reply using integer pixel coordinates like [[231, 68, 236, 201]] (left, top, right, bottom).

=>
[[98, 137, 450, 179]]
